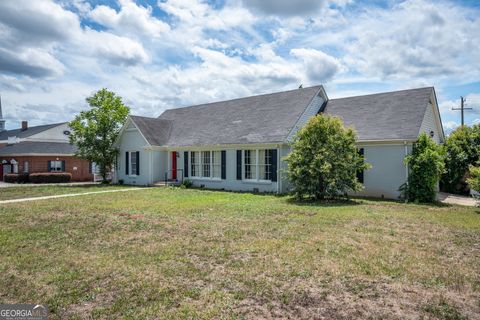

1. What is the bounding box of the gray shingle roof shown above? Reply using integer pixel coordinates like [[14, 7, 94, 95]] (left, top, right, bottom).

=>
[[155, 85, 324, 147], [323, 87, 434, 141], [0, 142, 77, 155], [0, 122, 67, 141], [130, 116, 172, 146]]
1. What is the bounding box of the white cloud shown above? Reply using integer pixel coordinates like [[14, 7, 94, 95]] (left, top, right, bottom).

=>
[[290, 48, 341, 83], [241, 0, 325, 16], [82, 29, 150, 66], [443, 120, 459, 133], [89, 0, 170, 37]]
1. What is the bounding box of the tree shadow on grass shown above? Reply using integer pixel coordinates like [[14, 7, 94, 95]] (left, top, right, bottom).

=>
[[285, 197, 362, 208]]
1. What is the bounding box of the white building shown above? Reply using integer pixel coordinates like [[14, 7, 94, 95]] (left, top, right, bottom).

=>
[[114, 85, 444, 199]]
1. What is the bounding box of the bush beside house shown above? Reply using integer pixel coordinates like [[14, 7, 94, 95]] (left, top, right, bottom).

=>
[[285, 114, 369, 200], [404, 132, 445, 203], [29, 173, 72, 183]]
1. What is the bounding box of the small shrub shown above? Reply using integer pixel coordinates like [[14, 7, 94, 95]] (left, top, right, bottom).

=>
[[180, 179, 193, 189], [29, 172, 72, 184], [404, 132, 445, 203], [17, 173, 30, 184], [118, 179, 124, 185], [285, 114, 370, 200], [4, 173, 19, 183]]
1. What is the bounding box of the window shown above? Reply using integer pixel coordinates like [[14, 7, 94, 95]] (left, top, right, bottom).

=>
[[357, 148, 365, 183], [244, 150, 257, 180], [212, 151, 221, 179], [243, 149, 275, 181], [50, 160, 63, 172], [191, 151, 200, 177], [130, 152, 137, 175], [23, 161, 29, 173], [258, 150, 272, 180], [202, 151, 211, 177]]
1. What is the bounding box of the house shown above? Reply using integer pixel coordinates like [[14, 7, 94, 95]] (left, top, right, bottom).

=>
[[0, 99, 93, 181], [114, 85, 444, 199]]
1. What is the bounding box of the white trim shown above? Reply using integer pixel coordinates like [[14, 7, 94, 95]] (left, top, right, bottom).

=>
[[241, 149, 274, 183]]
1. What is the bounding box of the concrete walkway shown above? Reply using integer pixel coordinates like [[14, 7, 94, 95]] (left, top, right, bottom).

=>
[[438, 192, 478, 207], [0, 181, 100, 188], [0, 188, 145, 204]]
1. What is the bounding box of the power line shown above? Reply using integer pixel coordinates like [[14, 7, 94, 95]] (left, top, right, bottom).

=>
[[452, 96, 473, 126]]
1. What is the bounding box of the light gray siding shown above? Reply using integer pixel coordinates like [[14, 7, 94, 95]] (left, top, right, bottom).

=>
[[174, 148, 279, 193], [286, 93, 324, 141], [355, 144, 412, 199], [419, 103, 442, 143], [117, 127, 152, 186]]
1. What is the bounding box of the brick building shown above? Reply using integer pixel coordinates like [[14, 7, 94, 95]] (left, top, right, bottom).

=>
[[0, 99, 93, 182]]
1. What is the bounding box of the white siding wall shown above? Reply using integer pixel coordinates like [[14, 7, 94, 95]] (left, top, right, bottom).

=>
[[175, 149, 279, 193], [117, 128, 152, 186], [419, 103, 442, 143], [354, 144, 412, 199], [24, 123, 70, 142]]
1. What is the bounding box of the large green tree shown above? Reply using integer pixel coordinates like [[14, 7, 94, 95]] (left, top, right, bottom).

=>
[[442, 124, 480, 193], [285, 114, 370, 200], [404, 132, 445, 203], [69, 89, 129, 182]]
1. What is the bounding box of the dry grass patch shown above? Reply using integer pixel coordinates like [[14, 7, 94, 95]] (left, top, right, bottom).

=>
[[0, 187, 479, 319]]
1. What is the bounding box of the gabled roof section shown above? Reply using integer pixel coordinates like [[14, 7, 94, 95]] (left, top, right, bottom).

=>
[[129, 116, 172, 146], [157, 85, 324, 147], [0, 141, 77, 156], [0, 122, 67, 141], [323, 87, 434, 141]]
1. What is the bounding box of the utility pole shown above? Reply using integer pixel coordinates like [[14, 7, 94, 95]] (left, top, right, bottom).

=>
[[452, 96, 472, 126]]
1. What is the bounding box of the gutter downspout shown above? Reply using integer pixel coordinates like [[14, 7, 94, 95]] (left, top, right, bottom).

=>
[[277, 145, 280, 194], [404, 141, 409, 183]]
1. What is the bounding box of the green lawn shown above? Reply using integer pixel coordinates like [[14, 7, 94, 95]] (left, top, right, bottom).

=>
[[0, 184, 130, 201], [0, 187, 479, 319]]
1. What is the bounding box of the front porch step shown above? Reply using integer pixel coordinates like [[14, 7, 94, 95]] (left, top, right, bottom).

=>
[[153, 180, 180, 187]]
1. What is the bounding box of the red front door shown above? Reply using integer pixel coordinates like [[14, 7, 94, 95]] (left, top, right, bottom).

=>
[[172, 151, 177, 180]]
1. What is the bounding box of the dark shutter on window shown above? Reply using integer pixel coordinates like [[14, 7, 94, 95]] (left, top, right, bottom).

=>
[[125, 152, 129, 175], [184, 151, 189, 178], [61, 161, 65, 172], [136, 151, 140, 176], [356, 148, 364, 183], [270, 149, 278, 182], [89, 162, 92, 174], [47, 160, 52, 172], [236, 150, 242, 180], [221, 150, 226, 180]]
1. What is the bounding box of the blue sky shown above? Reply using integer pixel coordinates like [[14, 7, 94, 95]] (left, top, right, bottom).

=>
[[0, 0, 479, 132]]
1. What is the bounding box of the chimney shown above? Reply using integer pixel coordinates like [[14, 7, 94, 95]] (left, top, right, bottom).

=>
[[21, 121, 28, 131]]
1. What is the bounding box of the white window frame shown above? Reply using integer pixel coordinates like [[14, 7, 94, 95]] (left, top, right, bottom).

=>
[[242, 149, 273, 182], [189, 150, 222, 180], [50, 160, 63, 172], [129, 151, 138, 176], [23, 161, 29, 173]]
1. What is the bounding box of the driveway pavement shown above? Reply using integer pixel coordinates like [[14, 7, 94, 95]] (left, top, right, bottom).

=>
[[438, 192, 478, 207]]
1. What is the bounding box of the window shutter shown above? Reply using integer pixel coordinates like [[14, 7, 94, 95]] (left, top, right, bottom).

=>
[[48, 160, 52, 172], [89, 162, 92, 174], [236, 150, 242, 180], [221, 150, 226, 180], [125, 152, 129, 175], [61, 161, 66, 172], [356, 148, 365, 183], [270, 149, 278, 182], [136, 151, 140, 176], [184, 151, 189, 178]]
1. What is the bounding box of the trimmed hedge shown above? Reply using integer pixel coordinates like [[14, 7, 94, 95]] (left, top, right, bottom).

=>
[[29, 173, 72, 184], [4, 173, 19, 183]]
